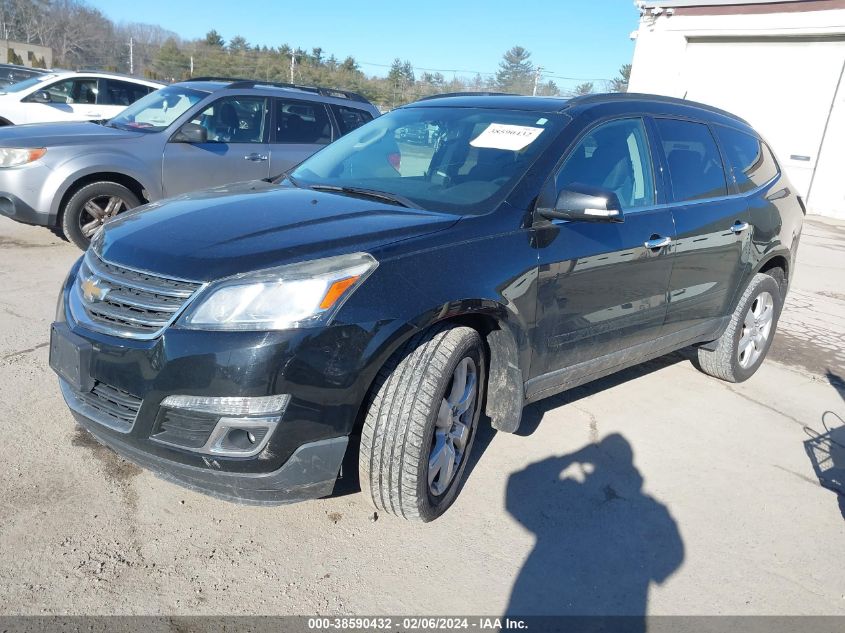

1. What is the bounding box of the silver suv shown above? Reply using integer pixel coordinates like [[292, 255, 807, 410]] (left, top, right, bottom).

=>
[[0, 78, 379, 248]]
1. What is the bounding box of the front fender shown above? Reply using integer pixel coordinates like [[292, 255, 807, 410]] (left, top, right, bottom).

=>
[[43, 154, 161, 219]]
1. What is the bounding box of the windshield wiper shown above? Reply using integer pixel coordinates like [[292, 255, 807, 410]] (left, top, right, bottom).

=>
[[308, 184, 420, 209]]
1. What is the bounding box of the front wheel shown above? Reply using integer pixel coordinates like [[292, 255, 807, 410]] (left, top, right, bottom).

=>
[[359, 324, 486, 522], [695, 272, 783, 382], [61, 182, 140, 250]]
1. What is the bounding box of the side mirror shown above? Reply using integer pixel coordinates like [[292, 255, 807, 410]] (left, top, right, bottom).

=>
[[537, 183, 624, 223], [171, 122, 208, 144], [31, 90, 51, 104]]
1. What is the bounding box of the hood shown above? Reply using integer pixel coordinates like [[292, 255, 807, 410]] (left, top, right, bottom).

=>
[[0, 121, 144, 147], [99, 182, 461, 281]]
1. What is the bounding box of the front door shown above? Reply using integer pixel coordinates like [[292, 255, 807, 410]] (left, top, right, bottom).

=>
[[23, 77, 100, 123], [161, 95, 270, 197], [532, 117, 675, 383]]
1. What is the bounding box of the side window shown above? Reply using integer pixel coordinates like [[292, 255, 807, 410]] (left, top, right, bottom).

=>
[[101, 80, 153, 107], [29, 78, 96, 104], [713, 126, 778, 193], [654, 118, 727, 202], [331, 105, 374, 135], [274, 99, 332, 144], [556, 118, 655, 209], [186, 96, 267, 143]]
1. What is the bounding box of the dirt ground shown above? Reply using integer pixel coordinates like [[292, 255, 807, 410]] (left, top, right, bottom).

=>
[[0, 214, 843, 616]]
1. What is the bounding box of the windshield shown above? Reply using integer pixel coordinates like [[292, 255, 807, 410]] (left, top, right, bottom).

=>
[[109, 85, 206, 132], [2, 74, 56, 93], [289, 106, 564, 214]]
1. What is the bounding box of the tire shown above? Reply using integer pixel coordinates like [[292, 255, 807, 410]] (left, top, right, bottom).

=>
[[695, 271, 784, 383], [61, 182, 140, 250], [359, 324, 486, 522]]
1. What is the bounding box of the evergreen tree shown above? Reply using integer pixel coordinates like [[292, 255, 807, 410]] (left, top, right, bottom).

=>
[[205, 29, 225, 48], [574, 82, 594, 95], [495, 46, 534, 94]]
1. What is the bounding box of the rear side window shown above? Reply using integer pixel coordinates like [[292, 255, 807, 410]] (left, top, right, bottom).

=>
[[331, 105, 374, 135], [655, 118, 727, 202], [713, 126, 778, 193], [101, 79, 153, 106], [274, 99, 332, 144]]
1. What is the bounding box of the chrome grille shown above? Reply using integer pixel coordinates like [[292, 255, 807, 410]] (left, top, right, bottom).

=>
[[71, 251, 203, 339]]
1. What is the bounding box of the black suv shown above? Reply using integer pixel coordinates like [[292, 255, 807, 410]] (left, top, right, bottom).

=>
[[50, 93, 804, 521]]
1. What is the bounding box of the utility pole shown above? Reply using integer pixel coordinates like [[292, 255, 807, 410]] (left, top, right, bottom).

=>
[[190, 56, 194, 77], [532, 66, 542, 96], [290, 54, 295, 83], [128, 37, 134, 75]]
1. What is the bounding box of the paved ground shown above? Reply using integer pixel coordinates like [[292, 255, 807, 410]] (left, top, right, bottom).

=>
[[0, 214, 843, 616]]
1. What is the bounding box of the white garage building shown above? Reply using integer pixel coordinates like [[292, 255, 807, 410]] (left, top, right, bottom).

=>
[[629, 0, 845, 218]]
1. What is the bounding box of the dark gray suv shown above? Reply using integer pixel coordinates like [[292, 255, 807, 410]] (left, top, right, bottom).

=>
[[0, 78, 379, 248]]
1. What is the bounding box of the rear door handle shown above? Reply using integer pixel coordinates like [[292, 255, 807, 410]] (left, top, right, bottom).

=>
[[244, 153, 268, 161], [730, 221, 750, 234], [644, 236, 672, 250]]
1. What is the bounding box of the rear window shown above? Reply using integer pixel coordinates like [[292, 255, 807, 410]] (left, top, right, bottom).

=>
[[713, 126, 778, 193], [331, 105, 374, 135], [655, 118, 727, 203], [101, 79, 153, 107]]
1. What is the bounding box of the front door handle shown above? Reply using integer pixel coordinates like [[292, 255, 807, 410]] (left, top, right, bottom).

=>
[[244, 153, 269, 161], [644, 235, 672, 250], [730, 221, 750, 234]]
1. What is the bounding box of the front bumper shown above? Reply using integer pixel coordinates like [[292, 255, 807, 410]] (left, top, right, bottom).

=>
[[51, 257, 403, 504], [68, 394, 347, 505], [0, 191, 50, 225]]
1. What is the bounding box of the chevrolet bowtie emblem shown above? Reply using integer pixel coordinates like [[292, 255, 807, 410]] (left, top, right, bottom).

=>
[[81, 277, 109, 303]]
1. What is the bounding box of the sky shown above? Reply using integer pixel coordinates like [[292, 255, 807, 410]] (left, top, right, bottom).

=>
[[88, 0, 641, 89]]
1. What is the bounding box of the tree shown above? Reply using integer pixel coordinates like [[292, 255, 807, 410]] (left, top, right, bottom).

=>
[[340, 55, 358, 73], [609, 64, 631, 93], [228, 35, 249, 54], [496, 45, 534, 94], [153, 37, 188, 81], [574, 82, 594, 96], [204, 29, 224, 47]]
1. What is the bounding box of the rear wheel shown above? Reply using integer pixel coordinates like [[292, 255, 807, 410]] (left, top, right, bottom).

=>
[[695, 272, 783, 382], [359, 325, 485, 522], [61, 182, 140, 250]]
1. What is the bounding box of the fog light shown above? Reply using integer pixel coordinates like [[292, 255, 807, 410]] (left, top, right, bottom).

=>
[[205, 417, 278, 457], [152, 394, 290, 457]]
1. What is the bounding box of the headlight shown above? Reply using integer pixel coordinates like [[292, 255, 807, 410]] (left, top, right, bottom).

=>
[[181, 252, 377, 330], [0, 147, 46, 167]]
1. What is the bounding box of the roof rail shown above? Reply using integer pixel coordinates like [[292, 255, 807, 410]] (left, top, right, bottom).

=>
[[564, 92, 750, 124], [187, 76, 369, 103], [416, 91, 516, 101]]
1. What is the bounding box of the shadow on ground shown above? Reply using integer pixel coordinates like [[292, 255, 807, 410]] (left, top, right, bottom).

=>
[[804, 370, 845, 519]]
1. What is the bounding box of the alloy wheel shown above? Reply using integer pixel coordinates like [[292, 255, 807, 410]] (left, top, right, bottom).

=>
[[79, 195, 128, 238], [428, 356, 478, 496], [737, 291, 774, 369]]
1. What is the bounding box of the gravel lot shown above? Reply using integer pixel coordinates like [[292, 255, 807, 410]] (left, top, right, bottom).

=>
[[0, 214, 843, 616]]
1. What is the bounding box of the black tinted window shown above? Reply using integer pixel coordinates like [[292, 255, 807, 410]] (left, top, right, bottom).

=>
[[331, 105, 373, 135], [102, 79, 152, 106], [556, 118, 655, 209], [655, 118, 727, 202], [713, 126, 778, 193], [275, 99, 332, 144]]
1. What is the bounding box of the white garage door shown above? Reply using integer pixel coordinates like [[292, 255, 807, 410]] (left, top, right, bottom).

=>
[[682, 38, 845, 204]]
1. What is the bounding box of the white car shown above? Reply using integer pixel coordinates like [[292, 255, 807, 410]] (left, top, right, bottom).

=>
[[0, 71, 164, 125]]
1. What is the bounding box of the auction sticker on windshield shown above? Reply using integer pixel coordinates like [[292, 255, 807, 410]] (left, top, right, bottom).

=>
[[470, 123, 544, 151]]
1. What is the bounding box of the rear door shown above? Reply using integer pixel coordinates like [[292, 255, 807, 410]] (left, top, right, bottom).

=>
[[531, 117, 676, 381], [268, 97, 334, 177], [654, 117, 750, 336], [161, 95, 271, 197], [99, 79, 155, 119]]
